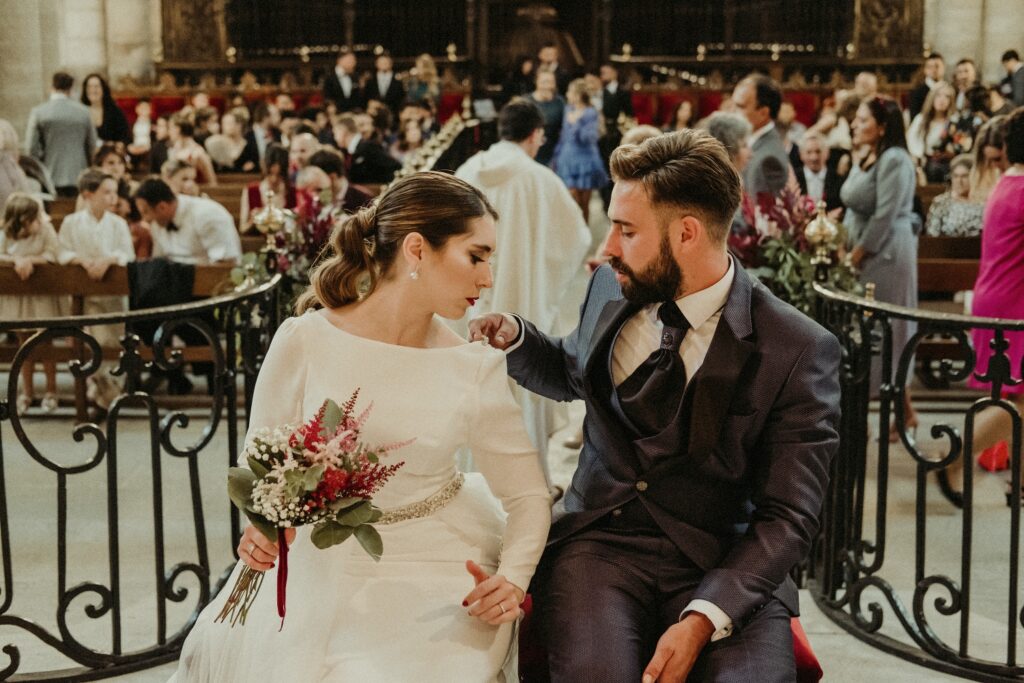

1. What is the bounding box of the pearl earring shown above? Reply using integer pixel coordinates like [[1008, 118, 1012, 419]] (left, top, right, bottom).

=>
[[409, 269, 420, 280]]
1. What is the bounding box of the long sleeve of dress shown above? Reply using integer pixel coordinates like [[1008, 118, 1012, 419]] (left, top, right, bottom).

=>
[[856, 149, 916, 255], [905, 115, 925, 162], [244, 316, 308, 446], [469, 349, 551, 592]]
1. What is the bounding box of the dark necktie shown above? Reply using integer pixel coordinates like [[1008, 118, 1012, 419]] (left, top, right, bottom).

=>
[[166, 220, 179, 233], [617, 302, 691, 436]]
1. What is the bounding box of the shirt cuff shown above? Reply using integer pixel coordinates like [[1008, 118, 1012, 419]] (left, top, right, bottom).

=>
[[681, 599, 734, 642], [501, 314, 526, 354]]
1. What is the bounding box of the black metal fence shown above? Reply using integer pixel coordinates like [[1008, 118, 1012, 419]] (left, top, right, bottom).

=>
[[812, 283, 1024, 682], [0, 277, 280, 681]]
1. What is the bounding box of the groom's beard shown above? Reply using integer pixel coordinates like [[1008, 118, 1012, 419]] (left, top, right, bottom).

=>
[[607, 236, 683, 305]]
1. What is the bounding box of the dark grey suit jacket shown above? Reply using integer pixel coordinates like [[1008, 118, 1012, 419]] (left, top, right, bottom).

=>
[[506, 263, 840, 624], [25, 96, 96, 189], [743, 125, 790, 200]]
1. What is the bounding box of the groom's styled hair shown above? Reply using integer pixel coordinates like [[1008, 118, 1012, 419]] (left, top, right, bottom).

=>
[[609, 129, 741, 244]]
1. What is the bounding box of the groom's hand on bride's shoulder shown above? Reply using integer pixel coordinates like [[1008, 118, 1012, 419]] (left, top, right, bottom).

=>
[[467, 313, 520, 351], [642, 612, 715, 683], [461, 560, 525, 626], [238, 525, 296, 572]]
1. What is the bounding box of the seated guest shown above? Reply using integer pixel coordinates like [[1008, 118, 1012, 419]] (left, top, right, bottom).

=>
[[795, 132, 844, 211], [364, 51, 405, 118], [953, 58, 980, 113], [989, 84, 1015, 117], [129, 98, 153, 158], [81, 73, 131, 145], [133, 177, 241, 264], [777, 101, 806, 145], [168, 114, 217, 186], [193, 106, 219, 146], [0, 119, 33, 209], [116, 178, 152, 258], [970, 115, 1010, 203], [239, 143, 296, 231], [289, 131, 320, 176], [243, 103, 281, 168], [389, 118, 424, 163], [1000, 49, 1024, 107], [909, 53, 946, 120], [732, 73, 790, 200], [925, 154, 984, 237], [906, 82, 957, 181], [94, 142, 128, 182], [407, 53, 441, 105], [274, 93, 296, 117], [149, 114, 170, 174], [663, 100, 694, 133], [416, 97, 440, 138], [161, 158, 199, 197], [949, 84, 991, 156], [57, 168, 135, 409], [206, 106, 256, 172], [306, 148, 373, 213], [331, 113, 401, 184]]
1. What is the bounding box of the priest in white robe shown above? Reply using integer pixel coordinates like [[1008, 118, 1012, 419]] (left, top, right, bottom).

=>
[[455, 99, 592, 480]]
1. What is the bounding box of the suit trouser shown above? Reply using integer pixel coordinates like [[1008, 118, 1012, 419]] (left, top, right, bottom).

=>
[[534, 502, 795, 683]]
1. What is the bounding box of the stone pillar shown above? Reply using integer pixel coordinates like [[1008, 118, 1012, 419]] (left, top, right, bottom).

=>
[[105, 0, 157, 85], [0, 0, 50, 145], [60, 0, 108, 78]]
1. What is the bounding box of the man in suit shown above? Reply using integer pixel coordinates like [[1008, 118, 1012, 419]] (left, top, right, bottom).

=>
[[471, 130, 840, 682], [25, 72, 97, 196], [909, 53, 946, 120], [363, 52, 405, 118], [331, 113, 400, 185], [323, 49, 365, 113], [1000, 50, 1024, 107], [732, 74, 790, 201], [598, 62, 634, 209], [242, 103, 281, 169], [537, 43, 571, 95], [305, 148, 374, 214], [793, 132, 844, 211]]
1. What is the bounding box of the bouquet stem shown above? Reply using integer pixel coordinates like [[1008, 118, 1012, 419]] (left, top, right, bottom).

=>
[[214, 564, 265, 627]]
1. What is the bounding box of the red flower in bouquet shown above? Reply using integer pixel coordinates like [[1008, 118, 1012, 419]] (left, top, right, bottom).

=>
[[217, 390, 409, 628]]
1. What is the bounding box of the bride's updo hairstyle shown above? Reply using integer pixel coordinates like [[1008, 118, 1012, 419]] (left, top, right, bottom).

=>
[[296, 171, 497, 313]]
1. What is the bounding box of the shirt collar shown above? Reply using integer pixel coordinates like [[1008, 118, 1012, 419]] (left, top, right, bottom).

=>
[[925, 76, 941, 88], [347, 133, 362, 154], [606, 81, 618, 94], [804, 166, 827, 179], [648, 258, 734, 329], [749, 121, 775, 146], [50, 92, 68, 101], [336, 67, 351, 80]]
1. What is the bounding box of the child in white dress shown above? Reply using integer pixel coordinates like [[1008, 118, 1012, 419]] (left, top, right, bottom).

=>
[[0, 193, 70, 415]]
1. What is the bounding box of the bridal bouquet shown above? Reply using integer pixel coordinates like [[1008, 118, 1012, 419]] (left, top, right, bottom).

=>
[[217, 390, 408, 628]]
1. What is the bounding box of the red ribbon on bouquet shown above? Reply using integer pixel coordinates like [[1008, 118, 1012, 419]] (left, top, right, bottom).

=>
[[277, 528, 289, 630]]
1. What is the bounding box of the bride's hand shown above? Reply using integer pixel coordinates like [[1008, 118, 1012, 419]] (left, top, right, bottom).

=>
[[238, 525, 296, 572], [467, 313, 519, 350], [462, 560, 525, 625]]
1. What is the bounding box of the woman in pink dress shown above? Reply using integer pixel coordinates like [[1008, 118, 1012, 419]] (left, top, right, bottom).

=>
[[968, 109, 1024, 501]]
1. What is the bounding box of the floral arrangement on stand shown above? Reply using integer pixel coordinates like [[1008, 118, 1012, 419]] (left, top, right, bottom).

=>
[[218, 390, 409, 628], [729, 188, 861, 315], [231, 191, 340, 314]]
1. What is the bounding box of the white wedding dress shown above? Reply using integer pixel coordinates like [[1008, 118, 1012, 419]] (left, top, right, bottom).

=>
[[170, 312, 551, 682]]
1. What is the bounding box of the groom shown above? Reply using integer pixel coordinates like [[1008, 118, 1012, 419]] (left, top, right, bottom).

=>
[[471, 130, 840, 682]]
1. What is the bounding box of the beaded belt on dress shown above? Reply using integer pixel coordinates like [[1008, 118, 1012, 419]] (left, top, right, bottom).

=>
[[377, 472, 465, 525]]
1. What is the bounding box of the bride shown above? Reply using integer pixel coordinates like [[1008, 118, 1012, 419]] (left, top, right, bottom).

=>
[[171, 171, 551, 682]]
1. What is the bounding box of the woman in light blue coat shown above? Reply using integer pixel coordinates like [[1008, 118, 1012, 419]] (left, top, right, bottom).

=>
[[841, 96, 920, 442]]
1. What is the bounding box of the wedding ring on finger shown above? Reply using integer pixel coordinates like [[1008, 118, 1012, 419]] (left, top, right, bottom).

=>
[[499, 603, 507, 615]]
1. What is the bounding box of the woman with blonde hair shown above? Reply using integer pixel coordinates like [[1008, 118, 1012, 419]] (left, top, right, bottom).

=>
[[552, 78, 608, 222], [170, 171, 550, 682], [407, 53, 441, 106], [906, 81, 956, 181]]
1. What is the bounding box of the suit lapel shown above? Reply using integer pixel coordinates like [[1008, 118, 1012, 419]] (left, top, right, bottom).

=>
[[684, 264, 755, 463]]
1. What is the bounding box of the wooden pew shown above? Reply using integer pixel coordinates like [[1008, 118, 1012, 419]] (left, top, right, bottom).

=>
[[0, 262, 236, 420], [917, 183, 945, 218]]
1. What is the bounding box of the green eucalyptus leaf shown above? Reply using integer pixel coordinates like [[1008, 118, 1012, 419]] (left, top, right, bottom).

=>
[[246, 456, 270, 479], [302, 464, 325, 491], [320, 399, 343, 439], [227, 468, 257, 512], [243, 509, 278, 543], [336, 500, 374, 526], [311, 520, 355, 549], [354, 524, 383, 561], [329, 496, 365, 513]]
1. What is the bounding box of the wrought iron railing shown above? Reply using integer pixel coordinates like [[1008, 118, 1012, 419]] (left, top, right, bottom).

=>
[[811, 283, 1024, 682], [0, 276, 281, 681]]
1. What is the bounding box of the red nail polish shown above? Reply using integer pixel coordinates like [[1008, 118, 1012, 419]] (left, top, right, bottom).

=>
[[462, 600, 468, 607]]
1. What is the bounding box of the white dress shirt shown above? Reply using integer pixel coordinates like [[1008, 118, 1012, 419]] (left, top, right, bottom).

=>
[[609, 259, 736, 640], [57, 209, 135, 265], [376, 71, 393, 97], [803, 166, 827, 202], [151, 194, 241, 264], [335, 67, 353, 98]]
